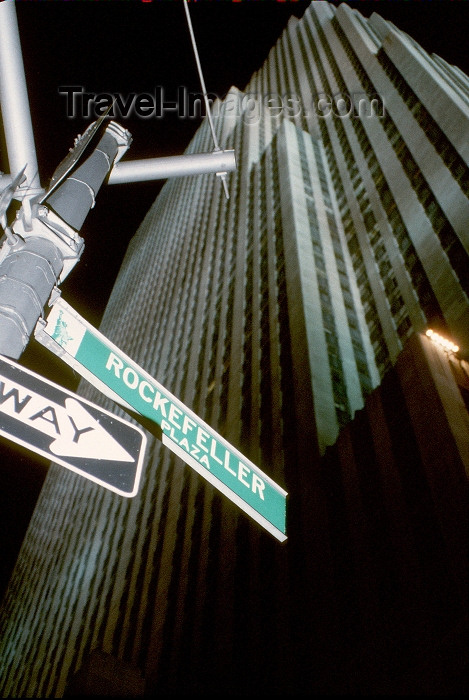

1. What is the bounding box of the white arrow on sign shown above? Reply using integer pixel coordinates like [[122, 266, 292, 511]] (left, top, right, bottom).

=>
[[0, 354, 147, 497], [0, 374, 134, 461]]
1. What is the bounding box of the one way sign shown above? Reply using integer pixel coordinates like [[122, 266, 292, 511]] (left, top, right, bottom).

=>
[[0, 354, 146, 497]]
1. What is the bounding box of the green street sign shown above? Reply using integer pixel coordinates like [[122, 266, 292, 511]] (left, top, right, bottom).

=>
[[36, 297, 287, 541]]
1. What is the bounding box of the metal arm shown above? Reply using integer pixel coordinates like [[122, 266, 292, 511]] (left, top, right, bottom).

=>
[[108, 150, 236, 185]]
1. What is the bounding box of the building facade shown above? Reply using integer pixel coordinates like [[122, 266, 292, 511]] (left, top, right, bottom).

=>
[[0, 2, 467, 696]]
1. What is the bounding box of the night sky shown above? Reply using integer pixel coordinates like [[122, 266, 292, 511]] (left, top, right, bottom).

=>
[[1, 0, 468, 599]]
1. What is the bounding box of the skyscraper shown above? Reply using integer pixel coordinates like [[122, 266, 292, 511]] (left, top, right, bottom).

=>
[[0, 2, 467, 696]]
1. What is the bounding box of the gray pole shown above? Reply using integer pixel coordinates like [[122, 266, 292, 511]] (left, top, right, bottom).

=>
[[0, 0, 42, 197], [108, 150, 236, 185]]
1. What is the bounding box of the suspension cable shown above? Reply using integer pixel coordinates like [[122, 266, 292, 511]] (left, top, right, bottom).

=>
[[183, 0, 219, 150], [183, 0, 229, 198]]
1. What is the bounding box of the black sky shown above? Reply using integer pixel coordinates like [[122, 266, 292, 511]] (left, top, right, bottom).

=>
[[1, 0, 468, 599]]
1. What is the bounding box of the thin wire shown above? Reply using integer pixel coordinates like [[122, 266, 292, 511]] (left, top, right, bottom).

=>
[[182, 0, 230, 199], [183, 0, 220, 151]]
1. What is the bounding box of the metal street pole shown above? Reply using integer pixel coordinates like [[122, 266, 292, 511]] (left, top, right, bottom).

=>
[[0, 0, 42, 198], [108, 150, 236, 185]]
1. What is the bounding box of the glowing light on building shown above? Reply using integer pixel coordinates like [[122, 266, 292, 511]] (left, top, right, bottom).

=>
[[425, 329, 459, 354]]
